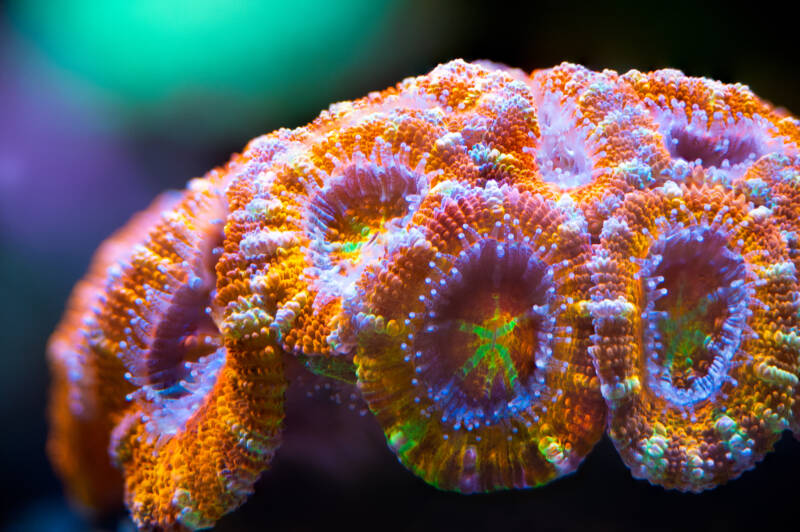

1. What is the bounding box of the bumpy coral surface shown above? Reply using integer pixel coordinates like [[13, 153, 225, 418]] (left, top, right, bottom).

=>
[[48, 59, 800, 529]]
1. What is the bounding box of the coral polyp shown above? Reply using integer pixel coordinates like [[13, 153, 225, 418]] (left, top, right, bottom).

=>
[[48, 59, 800, 529], [588, 184, 798, 490], [48, 192, 182, 512], [354, 182, 604, 491]]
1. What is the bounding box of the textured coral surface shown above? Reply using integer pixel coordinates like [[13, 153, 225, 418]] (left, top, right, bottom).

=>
[[47, 59, 800, 529]]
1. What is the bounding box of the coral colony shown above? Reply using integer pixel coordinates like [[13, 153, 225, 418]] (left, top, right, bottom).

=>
[[48, 60, 800, 529]]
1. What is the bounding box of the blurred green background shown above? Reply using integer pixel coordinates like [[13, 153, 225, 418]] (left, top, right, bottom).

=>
[[1, 1, 798, 530]]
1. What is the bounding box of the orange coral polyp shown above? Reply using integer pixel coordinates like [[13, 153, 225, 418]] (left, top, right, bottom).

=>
[[353, 182, 605, 491], [588, 184, 798, 491], [48, 59, 800, 529], [47, 191, 184, 514]]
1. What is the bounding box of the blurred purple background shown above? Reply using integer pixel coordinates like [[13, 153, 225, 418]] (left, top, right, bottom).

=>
[[2, 1, 799, 530]]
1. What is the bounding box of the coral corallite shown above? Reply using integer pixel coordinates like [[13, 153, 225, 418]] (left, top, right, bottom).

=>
[[47, 59, 800, 529]]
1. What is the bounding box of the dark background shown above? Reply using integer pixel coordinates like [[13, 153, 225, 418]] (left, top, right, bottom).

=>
[[2, 1, 799, 530]]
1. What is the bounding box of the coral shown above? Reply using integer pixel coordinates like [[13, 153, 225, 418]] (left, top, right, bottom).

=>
[[48, 192, 181, 513], [48, 59, 800, 529], [588, 184, 798, 490], [50, 172, 286, 529], [354, 182, 604, 491]]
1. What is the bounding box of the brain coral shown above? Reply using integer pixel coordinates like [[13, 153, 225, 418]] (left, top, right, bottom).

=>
[[47, 59, 800, 529]]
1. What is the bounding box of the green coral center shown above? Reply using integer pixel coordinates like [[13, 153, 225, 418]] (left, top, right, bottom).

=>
[[657, 280, 719, 386], [456, 295, 521, 392]]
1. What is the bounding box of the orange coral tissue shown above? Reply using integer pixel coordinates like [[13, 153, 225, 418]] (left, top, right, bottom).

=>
[[47, 59, 800, 529]]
